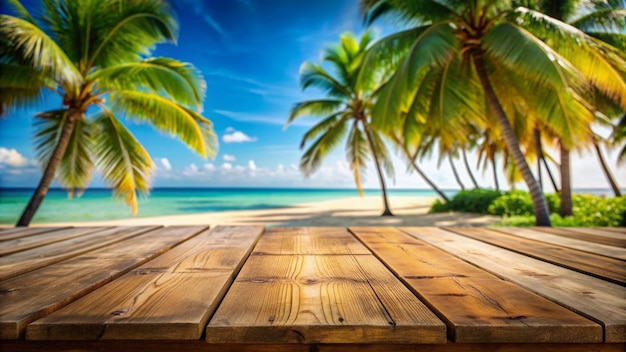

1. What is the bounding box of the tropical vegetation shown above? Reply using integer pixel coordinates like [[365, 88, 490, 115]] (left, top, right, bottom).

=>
[[285, 31, 396, 216], [359, 0, 626, 226], [0, 0, 216, 226]]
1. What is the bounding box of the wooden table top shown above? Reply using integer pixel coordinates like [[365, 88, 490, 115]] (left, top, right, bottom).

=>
[[1, 225, 624, 351]]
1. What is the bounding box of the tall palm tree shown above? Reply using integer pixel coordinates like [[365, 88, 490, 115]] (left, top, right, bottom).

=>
[[362, 0, 626, 226], [1, 0, 217, 226], [286, 31, 395, 216]]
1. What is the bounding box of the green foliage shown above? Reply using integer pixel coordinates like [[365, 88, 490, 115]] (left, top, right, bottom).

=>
[[488, 191, 561, 216], [433, 189, 625, 227], [496, 194, 626, 227], [429, 188, 503, 214]]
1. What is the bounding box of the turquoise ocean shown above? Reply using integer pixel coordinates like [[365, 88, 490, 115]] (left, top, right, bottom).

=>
[[0, 187, 616, 225], [0, 187, 452, 224]]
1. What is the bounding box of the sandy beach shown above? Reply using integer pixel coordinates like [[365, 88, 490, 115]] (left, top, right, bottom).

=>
[[25, 196, 499, 227]]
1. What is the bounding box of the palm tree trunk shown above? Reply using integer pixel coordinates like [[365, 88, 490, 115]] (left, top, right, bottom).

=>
[[542, 156, 560, 193], [449, 154, 465, 191], [533, 128, 544, 191], [472, 50, 551, 226], [17, 111, 78, 226], [394, 137, 450, 202], [560, 143, 573, 217], [594, 142, 622, 197], [462, 147, 480, 188], [363, 125, 393, 216], [492, 157, 500, 192]]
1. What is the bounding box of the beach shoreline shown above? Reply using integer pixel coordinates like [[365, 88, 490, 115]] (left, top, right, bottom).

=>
[[15, 196, 499, 228]]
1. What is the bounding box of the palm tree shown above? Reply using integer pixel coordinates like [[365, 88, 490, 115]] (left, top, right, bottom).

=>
[[526, 0, 626, 211], [286, 31, 394, 216], [362, 0, 626, 226], [1, 0, 217, 226]]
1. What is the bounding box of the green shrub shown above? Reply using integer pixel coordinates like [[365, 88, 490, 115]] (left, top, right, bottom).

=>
[[497, 195, 626, 227], [488, 191, 562, 217], [429, 188, 502, 214]]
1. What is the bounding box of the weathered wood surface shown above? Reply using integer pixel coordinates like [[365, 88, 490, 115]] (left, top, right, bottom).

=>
[[445, 227, 626, 285], [1, 225, 624, 351], [401, 227, 626, 343], [0, 227, 102, 256], [0, 227, 72, 242], [533, 227, 626, 248], [206, 227, 446, 344], [1, 226, 206, 339], [495, 227, 626, 260], [350, 227, 601, 343], [27, 226, 263, 341], [0, 226, 159, 280], [596, 227, 626, 235]]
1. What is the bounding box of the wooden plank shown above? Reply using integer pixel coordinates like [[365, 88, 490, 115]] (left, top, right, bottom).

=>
[[495, 227, 626, 260], [532, 227, 626, 248], [1, 226, 206, 339], [0, 226, 158, 280], [206, 227, 445, 344], [0, 227, 72, 242], [1, 340, 625, 352], [350, 227, 601, 343], [401, 227, 626, 343], [445, 227, 625, 285], [0, 227, 103, 256], [252, 227, 371, 255], [26, 226, 263, 340], [597, 227, 626, 235]]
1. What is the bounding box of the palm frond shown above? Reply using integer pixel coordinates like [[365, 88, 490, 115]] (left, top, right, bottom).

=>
[[0, 15, 82, 87], [93, 109, 153, 215], [361, 0, 457, 25], [368, 127, 395, 180], [92, 58, 206, 110], [58, 116, 94, 197], [300, 117, 349, 176], [357, 26, 428, 92], [299, 62, 352, 98], [6, 0, 36, 24], [110, 90, 211, 157], [509, 8, 626, 108], [346, 125, 369, 196], [371, 22, 458, 131], [298, 112, 344, 149], [86, 0, 178, 70], [0, 62, 49, 114], [33, 109, 67, 169], [286, 99, 344, 126]]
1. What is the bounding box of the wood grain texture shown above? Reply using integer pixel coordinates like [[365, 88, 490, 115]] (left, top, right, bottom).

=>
[[532, 227, 626, 248], [252, 227, 371, 255], [0, 227, 72, 241], [495, 227, 626, 260], [401, 227, 626, 343], [0, 227, 102, 256], [26, 226, 263, 341], [596, 227, 626, 235], [0, 226, 158, 280], [445, 227, 625, 285], [1, 340, 625, 352], [350, 227, 601, 343], [1, 226, 206, 340], [207, 227, 445, 344]]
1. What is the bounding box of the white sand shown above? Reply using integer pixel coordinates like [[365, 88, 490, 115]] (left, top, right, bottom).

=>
[[25, 196, 499, 227]]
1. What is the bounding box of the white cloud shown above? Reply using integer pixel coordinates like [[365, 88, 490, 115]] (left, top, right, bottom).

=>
[[159, 158, 172, 171], [0, 147, 29, 167], [222, 130, 257, 143], [204, 163, 216, 171], [221, 163, 233, 170], [248, 160, 257, 171], [223, 154, 236, 162]]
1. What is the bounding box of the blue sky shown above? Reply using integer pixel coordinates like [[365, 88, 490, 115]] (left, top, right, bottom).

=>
[[0, 0, 623, 190]]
